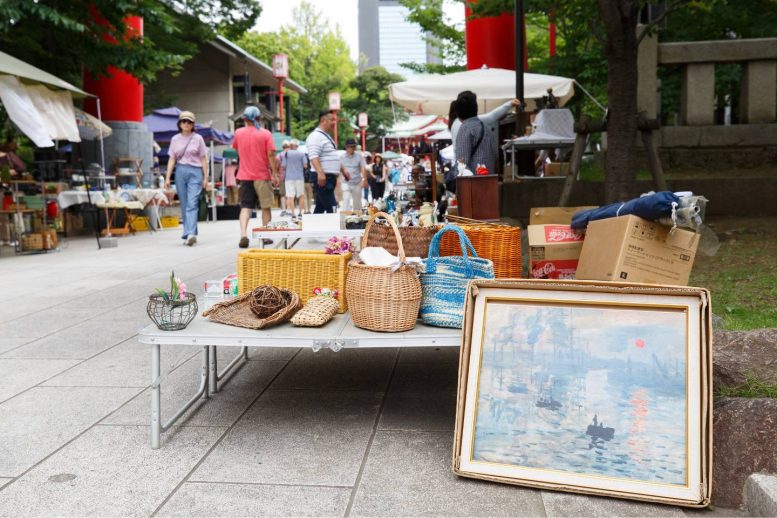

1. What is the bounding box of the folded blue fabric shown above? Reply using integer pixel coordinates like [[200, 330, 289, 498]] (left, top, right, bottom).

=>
[[571, 191, 680, 230]]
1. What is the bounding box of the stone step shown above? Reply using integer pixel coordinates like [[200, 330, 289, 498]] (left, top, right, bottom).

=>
[[745, 473, 777, 517]]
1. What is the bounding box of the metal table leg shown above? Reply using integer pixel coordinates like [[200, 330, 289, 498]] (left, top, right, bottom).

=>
[[209, 345, 248, 394], [150, 344, 248, 448], [151, 344, 161, 449]]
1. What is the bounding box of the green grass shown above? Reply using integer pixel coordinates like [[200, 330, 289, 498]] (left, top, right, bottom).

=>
[[690, 216, 777, 330], [716, 374, 777, 399]]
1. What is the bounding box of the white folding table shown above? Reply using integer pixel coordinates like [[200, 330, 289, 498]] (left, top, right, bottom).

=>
[[138, 313, 461, 448]]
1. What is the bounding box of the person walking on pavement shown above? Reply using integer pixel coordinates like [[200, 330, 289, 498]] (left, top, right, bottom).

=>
[[232, 106, 279, 248], [165, 110, 208, 246], [283, 139, 309, 218], [306, 111, 342, 214], [368, 153, 388, 201], [277, 140, 290, 215], [340, 138, 367, 211]]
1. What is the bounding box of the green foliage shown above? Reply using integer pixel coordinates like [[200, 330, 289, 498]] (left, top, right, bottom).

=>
[[237, 1, 357, 143], [342, 66, 407, 144], [0, 0, 262, 86], [717, 374, 777, 399]]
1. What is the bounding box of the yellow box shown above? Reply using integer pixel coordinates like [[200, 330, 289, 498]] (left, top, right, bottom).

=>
[[238, 249, 351, 313], [160, 216, 180, 228]]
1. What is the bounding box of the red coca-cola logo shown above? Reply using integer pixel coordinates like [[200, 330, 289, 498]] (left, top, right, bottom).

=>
[[544, 225, 583, 243], [532, 262, 557, 278]]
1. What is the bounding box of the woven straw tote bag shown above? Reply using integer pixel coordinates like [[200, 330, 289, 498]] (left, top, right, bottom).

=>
[[346, 212, 422, 332], [419, 225, 494, 328]]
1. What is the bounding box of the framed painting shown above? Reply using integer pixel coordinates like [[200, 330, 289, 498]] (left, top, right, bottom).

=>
[[453, 279, 712, 507]]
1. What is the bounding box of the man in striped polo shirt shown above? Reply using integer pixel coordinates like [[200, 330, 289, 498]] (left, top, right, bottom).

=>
[[306, 110, 348, 213]]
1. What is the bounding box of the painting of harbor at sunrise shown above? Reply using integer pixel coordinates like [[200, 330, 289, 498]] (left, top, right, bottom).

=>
[[472, 300, 689, 487]]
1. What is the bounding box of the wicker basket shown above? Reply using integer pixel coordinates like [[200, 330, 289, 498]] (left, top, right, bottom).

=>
[[21, 233, 44, 251], [364, 222, 437, 258], [346, 211, 422, 332], [238, 249, 351, 313], [439, 222, 522, 278]]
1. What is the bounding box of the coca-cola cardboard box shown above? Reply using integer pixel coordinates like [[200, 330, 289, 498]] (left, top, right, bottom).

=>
[[529, 206, 598, 226], [527, 224, 585, 279]]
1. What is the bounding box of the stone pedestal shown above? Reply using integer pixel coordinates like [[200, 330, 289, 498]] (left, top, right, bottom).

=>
[[637, 25, 658, 119], [741, 60, 777, 123], [82, 121, 154, 186], [681, 63, 715, 125]]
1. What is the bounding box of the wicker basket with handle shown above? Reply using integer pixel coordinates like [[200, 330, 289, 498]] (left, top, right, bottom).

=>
[[364, 222, 437, 258], [439, 219, 522, 278], [346, 212, 422, 332]]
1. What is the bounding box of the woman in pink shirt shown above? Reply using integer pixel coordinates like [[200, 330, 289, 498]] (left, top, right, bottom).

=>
[[165, 111, 209, 246]]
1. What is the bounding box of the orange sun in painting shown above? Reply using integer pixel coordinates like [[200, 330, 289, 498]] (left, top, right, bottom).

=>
[[635, 338, 646, 349]]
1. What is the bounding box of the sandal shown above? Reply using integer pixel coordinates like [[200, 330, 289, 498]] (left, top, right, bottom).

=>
[[238, 237, 249, 248]]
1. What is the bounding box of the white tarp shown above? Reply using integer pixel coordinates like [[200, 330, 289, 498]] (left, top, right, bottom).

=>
[[389, 68, 575, 116], [0, 50, 91, 97], [0, 75, 81, 146], [0, 75, 54, 147], [27, 84, 80, 143]]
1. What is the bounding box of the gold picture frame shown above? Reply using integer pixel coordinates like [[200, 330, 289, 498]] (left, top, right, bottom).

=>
[[453, 279, 712, 507]]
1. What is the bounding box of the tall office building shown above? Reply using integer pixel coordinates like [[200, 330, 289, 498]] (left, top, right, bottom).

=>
[[358, 0, 441, 77]]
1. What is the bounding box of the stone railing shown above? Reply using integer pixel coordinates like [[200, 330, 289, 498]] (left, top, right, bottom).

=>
[[637, 32, 777, 169]]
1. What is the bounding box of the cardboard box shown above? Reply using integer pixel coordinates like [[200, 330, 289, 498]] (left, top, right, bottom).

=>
[[544, 161, 569, 177], [527, 224, 585, 279], [529, 206, 598, 226], [576, 214, 700, 286]]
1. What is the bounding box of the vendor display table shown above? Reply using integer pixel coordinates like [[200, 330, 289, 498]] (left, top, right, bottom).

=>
[[251, 228, 366, 249], [138, 313, 460, 448], [95, 201, 144, 236]]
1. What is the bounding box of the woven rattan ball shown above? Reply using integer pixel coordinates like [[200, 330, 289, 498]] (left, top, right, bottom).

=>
[[249, 285, 288, 318]]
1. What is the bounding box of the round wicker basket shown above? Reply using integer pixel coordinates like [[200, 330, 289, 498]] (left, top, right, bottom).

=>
[[346, 212, 421, 332]]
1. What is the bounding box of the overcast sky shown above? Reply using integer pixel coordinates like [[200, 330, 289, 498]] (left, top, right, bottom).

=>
[[252, 0, 465, 63]]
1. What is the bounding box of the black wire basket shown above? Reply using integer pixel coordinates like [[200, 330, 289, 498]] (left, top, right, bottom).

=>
[[147, 293, 198, 331]]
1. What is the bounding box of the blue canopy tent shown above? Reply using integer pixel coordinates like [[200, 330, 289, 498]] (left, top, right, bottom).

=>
[[143, 107, 233, 145]]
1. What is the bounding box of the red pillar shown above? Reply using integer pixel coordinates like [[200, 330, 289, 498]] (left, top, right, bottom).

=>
[[464, 3, 528, 71], [83, 14, 144, 122]]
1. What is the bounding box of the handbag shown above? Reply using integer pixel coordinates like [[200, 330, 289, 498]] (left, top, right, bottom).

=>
[[419, 224, 494, 328]]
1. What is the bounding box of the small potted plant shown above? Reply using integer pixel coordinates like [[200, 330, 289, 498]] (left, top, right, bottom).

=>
[[147, 271, 198, 330]]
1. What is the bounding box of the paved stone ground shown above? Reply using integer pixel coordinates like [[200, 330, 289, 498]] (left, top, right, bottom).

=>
[[0, 218, 746, 517]]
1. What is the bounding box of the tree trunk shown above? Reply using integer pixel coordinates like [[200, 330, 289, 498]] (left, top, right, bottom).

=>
[[597, 0, 639, 203]]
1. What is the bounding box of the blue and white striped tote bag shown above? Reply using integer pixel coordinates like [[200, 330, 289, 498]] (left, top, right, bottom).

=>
[[419, 225, 494, 328]]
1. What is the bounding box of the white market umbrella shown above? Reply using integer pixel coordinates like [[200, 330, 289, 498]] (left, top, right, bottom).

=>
[[75, 107, 113, 140], [389, 68, 575, 116], [428, 128, 452, 140]]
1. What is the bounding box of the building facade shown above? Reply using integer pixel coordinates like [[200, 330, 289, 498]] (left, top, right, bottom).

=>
[[358, 0, 441, 77]]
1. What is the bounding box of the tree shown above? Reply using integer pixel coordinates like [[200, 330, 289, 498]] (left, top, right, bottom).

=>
[[342, 66, 407, 146], [0, 0, 262, 86], [237, 1, 357, 143]]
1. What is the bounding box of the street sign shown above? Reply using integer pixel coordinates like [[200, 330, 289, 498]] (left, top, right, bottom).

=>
[[358, 112, 368, 128], [328, 92, 341, 111], [273, 54, 288, 79]]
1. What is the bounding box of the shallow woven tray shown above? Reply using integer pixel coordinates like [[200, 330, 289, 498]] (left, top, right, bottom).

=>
[[203, 288, 300, 330]]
